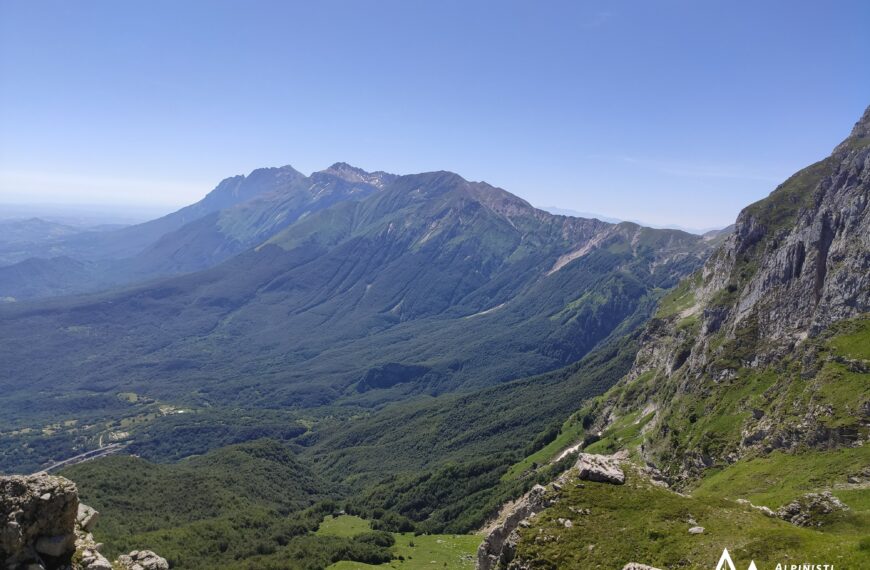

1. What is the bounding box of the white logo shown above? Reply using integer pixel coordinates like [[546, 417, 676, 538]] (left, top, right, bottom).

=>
[[716, 548, 758, 570]]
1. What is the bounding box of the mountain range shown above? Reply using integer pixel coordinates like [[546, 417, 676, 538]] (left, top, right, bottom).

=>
[[0, 163, 720, 428]]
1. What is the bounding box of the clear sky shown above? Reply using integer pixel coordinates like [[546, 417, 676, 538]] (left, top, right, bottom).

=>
[[1, 0, 868, 230]]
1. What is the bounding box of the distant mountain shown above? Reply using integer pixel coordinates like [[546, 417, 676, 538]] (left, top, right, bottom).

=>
[[540, 207, 623, 224], [0, 217, 81, 243], [0, 218, 84, 265], [0, 164, 394, 299], [0, 166, 716, 430], [541, 206, 729, 235]]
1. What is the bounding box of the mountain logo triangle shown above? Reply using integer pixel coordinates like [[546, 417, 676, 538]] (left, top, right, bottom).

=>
[[716, 548, 758, 570]]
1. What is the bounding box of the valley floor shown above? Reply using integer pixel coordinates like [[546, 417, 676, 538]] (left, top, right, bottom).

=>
[[319, 516, 479, 570]]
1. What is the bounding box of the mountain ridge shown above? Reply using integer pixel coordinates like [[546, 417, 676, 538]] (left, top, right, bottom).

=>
[[484, 104, 870, 570]]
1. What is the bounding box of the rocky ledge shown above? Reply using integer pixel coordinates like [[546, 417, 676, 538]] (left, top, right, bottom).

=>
[[1, 474, 168, 570], [775, 491, 849, 527], [476, 452, 626, 570]]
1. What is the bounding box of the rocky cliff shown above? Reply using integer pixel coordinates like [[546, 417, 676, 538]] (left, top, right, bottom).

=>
[[1, 474, 168, 570], [478, 106, 870, 569], [582, 105, 870, 482]]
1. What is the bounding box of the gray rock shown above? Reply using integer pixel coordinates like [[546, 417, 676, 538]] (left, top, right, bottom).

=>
[[623, 565, 664, 570], [81, 547, 114, 570], [477, 484, 553, 570], [776, 491, 849, 527], [116, 549, 170, 570], [77, 503, 101, 533], [0, 474, 78, 568], [688, 526, 705, 534], [574, 453, 625, 485]]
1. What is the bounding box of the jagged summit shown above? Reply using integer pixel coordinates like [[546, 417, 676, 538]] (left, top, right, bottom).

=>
[[318, 162, 397, 188], [849, 104, 870, 138], [833, 104, 870, 153]]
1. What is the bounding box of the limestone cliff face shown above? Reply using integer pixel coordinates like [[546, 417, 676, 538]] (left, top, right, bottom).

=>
[[584, 106, 870, 483], [698, 105, 870, 349], [0, 474, 168, 570]]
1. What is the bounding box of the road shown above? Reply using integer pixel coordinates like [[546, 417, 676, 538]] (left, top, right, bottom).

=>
[[34, 442, 127, 474]]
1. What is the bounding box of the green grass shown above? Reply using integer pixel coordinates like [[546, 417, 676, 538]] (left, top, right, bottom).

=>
[[502, 416, 585, 480], [655, 273, 699, 319], [327, 532, 480, 570], [514, 463, 870, 569], [583, 410, 652, 455], [316, 515, 478, 570], [828, 317, 870, 360], [317, 515, 374, 538], [692, 447, 870, 508]]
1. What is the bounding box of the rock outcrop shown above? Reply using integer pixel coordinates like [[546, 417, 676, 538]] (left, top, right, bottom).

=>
[[0, 474, 169, 570], [574, 453, 625, 484], [116, 550, 170, 570], [578, 105, 870, 484], [775, 491, 849, 527], [477, 453, 625, 570], [1, 474, 78, 569], [477, 484, 553, 570]]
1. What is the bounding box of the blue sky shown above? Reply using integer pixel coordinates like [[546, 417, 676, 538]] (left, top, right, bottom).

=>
[[1, 0, 868, 230]]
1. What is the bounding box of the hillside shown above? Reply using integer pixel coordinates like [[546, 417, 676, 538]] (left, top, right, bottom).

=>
[[7, 108, 866, 569], [485, 106, 870, 568], [0, 164, 390, 300], [0, 167, 717, 470]]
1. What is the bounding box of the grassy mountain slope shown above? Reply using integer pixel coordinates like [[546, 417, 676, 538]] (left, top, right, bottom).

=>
[[495, 105, 870, 569], [61, 440, 403, 570], [0, 164, 388, 300], [511, 457, 868, 569], [0, 169, 714, 456]]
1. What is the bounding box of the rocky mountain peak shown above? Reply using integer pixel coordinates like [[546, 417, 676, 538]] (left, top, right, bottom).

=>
[[319, 162, 397, 188], [578, 104, 870, 485], [832, 104, 870, 154], [848, 104, 870, 139]]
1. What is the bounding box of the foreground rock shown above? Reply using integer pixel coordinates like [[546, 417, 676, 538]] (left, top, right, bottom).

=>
[[623, 564, 663, 570], [116, 550, 170, 570], [776, 491, 849, 527], [0, 474, 169, 570], [0, 473, 78, 569], [477, 453, 625, 570], [477, 484, 553, 570]]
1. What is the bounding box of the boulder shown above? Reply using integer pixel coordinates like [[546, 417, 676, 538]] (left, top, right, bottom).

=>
[[76, 504, 100, 533], [0, 474, 78, 569], [776, 491, 849, 527], [80, 547, 113, 570], [116, 550, 170, 570], [574, 453, 625, 485], [688, 526, 705, 534]]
